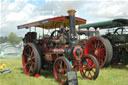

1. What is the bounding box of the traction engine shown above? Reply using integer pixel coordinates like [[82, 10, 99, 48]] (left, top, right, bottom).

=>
[[18, 10, 99, 85], [78, 19, 128, 67]]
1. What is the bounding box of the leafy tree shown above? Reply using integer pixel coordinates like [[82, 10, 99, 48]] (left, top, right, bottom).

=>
[[8, 32, 22, 45], [0, 36, 8, 43]]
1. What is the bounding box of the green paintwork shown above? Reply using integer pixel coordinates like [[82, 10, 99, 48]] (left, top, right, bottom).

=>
[[118, 45, 128, 48], [78, 18, 128, 64], [113, 34, 128, 41], [78, 19, 128, 29]]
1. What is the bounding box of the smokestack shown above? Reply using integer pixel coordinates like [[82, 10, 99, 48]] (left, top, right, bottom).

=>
[[67, 10, 76, 39]]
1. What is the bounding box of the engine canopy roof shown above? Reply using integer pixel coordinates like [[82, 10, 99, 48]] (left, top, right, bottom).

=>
[[18, 16, 86, 29], [79, 19, 128, 29]]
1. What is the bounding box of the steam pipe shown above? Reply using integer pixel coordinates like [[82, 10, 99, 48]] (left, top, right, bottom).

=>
[[67, 10, 77, 39]]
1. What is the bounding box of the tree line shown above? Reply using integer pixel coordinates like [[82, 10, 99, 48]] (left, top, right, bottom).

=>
[[0, 32, 22, 45]]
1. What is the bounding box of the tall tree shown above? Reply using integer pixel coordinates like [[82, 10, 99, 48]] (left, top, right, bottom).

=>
[[8, 32, 21, 45]]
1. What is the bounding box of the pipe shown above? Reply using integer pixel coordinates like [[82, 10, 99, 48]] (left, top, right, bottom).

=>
[[67, 10, 76, 39]]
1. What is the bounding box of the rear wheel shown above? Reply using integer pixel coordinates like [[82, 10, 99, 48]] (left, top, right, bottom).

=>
[[22, 43, 41, 76], [104, 38, 113, 66], [80, 55, 99, 80], [53, 57, 72, 85], [85, 37, 113, 67]]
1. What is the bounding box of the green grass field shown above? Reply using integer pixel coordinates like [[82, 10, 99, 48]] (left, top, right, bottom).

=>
[[0, 58, 128, 85]]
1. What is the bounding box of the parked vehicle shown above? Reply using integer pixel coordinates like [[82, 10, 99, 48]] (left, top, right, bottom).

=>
[[18, 10, 99, 85], [79, 19, 128, 67]]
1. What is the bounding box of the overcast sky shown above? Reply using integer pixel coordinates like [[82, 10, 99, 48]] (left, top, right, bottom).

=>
[[0, 0, 128, 37]]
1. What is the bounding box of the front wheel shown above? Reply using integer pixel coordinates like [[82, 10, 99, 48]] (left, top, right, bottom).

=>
[[53, 57, 72, 85], [80, 55, 99, 80]]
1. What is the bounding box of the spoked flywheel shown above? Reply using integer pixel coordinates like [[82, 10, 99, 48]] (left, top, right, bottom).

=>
[[85, 37, 113, 67], [22, 43, 41, 76], [80, 55, 99, 80], [53, 57, 72, 85]]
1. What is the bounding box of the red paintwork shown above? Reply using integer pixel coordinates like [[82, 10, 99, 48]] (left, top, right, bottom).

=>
[[80, 57, 96, 80], [20, 9, 99, 83], [118, 44, 128, 47], [51, 16, 86, 24], [35, 74, 39, 78], [85, 37, 106, 68], [73, 46, 83, 60], [72, 56, 96, 79], [22, 45, 36, 76], [53, 58, 68, 84], [18, 16, 86, 29], [38, 35, 96, 79], [38, 36, 68, 61]]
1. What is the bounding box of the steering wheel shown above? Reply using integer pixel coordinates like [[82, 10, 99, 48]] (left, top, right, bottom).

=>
[[114, 27, 124, 35], [50, 30, 61, 38]]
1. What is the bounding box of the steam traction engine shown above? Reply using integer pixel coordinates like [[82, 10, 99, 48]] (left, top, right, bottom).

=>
[[78, 19, 128, 67], [18, 10, 99, 85]]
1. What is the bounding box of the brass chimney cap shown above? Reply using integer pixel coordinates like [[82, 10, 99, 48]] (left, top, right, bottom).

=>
[[67, 9, 76, 15]]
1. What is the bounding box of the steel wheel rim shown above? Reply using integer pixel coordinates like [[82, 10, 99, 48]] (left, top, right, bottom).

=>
[[85, 37, 106, 67], [80, 57, 97, 79], [54, 59, 68, 84], [22, 45, 36, 75]]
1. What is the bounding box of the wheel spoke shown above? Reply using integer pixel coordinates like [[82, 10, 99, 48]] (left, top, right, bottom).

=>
[[96, 40, 100, 48], [99, 44, 104, 48], [24, 62, 30, 70], [88, 48, 95, 52], [24, 53, 30, 57], [29, 63, 35, 73], [31, 57, 35, 60], [25, 62, 30, 66], [28, 65, 32, 73], [60, 66, 65, 74], [80, 70, 85, 77], [90, 43, 96, 49], [30, 49, 34, 57]]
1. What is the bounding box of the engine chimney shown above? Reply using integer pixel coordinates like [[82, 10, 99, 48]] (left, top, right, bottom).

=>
[[67, 10, 77, 40]]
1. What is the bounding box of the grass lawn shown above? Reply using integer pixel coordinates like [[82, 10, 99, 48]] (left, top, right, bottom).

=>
[[0, 58, 128, 85]]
